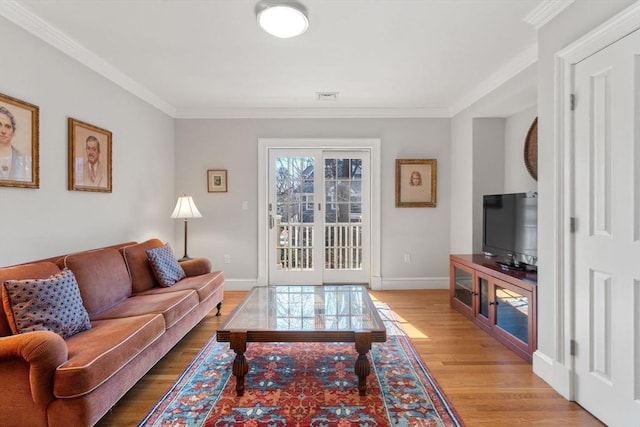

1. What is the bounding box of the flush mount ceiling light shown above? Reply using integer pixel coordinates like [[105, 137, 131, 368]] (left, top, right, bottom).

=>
[[256, 1, 309, 38]]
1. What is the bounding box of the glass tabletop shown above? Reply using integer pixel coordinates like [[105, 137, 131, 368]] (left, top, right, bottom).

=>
[[220, 285, 385, 332]]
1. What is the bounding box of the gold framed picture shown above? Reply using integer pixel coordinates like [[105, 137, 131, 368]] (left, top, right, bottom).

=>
[[68, 118, 112, 193], [0, 92, 39, 188], [207, 169, 227, 193], [395, 159, 437, 207]]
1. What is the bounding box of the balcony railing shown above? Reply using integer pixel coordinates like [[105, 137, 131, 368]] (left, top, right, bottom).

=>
[[277, 223, 362, 271]]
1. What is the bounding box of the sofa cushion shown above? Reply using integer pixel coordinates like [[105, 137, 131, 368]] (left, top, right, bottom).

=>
[[135, 270, 225, 303], [91, 289, 199, 329], [146, 244, 185, 287], [120, 239, 164, 293], [54, 314, 164, 398], [0, 262, 61, 337], [58, 248, 132, 318], [2, 269, 91, 339]]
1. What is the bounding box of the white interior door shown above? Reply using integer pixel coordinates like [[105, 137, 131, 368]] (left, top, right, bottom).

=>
[[267, 149, 370, 285], [572, 28, 640, 426]]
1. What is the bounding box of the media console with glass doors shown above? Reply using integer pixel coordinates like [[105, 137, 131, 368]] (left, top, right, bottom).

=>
[[449, 254, 537, 362]]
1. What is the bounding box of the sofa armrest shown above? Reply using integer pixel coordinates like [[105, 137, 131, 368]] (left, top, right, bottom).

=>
[[0, 331, 68, 405], [179, 257, 212, 277]]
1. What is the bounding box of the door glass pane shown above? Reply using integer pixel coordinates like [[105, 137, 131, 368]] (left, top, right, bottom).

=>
[[495, 285, 529, 344], [479, 277, 489, 318], [453, 266, 473, 309], [275, 156, 315, 271], [324, 157, 362, 271]]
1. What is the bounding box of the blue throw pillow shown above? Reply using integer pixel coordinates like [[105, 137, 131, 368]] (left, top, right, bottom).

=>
[[146, 243, 186, 287], [2, 268, 91, 339]]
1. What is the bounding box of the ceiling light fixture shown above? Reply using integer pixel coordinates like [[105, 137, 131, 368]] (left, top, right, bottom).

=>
[[256, 1, 309, 39]]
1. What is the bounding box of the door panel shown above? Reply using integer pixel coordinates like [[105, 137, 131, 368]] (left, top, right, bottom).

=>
[[269, 152, 322, 285], [573, 28, 640, 426], [323, 152, 369, 283]]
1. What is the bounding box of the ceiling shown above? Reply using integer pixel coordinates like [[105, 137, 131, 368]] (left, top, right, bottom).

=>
[[1, 0, 570, 118]]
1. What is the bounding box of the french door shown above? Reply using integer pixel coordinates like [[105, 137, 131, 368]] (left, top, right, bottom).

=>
[[267, 149, 370, 285]]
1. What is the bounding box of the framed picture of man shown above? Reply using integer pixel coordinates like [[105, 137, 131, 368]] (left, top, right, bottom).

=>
[[68, 118, 112, 193], [395, 159, 437, 207], [0, 92, 39, 189]]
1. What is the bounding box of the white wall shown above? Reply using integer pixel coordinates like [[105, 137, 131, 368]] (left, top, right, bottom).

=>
[[0, 17, 176, 266], [450, 63, 538, 254], [175, 118, 451, 290], [534, 0, 635, 395]]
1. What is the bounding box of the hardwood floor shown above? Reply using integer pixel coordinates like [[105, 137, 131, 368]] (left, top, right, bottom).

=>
[[96, 289, 603, 426]]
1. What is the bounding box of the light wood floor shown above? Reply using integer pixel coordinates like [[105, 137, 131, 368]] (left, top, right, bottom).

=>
[[96, 289, 603, 426]]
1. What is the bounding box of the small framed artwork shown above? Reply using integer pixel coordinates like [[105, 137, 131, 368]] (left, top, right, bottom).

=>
[[68, 117, 112, 193], [395, 159, 437, 207], [208, 169, 227, 193], [0, 92, 39, 188]]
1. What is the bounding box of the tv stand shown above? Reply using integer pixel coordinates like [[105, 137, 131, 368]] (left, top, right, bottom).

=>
[[449, 254, 537, 362]]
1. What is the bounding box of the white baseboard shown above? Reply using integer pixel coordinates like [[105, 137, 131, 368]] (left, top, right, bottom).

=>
[[533, 350, 572, 400], [223, 278, 258, 291], [532, 350, 554, 384], [222, 276, 448, 291], [380, 277, 449, 290]]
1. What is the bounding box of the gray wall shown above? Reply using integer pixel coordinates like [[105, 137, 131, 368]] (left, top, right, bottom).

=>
[[0, 17, 176, 266], [450, 63, 538, 254], [472, 117, 506, 252], [505, 105, 537, 193], [175, 118, 451, 289]]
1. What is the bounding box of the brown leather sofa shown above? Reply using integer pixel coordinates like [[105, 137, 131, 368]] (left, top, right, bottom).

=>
[[0, 239, 224, 427]]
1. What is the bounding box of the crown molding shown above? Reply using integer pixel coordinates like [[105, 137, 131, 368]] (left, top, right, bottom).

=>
[[448, 43, 537, 117], [523, 0, 575, 30], [2, 0, 538, 120], [0, 0, 177, 117], [174, 106, 451, 119]]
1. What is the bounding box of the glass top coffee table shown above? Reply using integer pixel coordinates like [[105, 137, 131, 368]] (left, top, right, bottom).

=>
[[217, 285, 387, 396]]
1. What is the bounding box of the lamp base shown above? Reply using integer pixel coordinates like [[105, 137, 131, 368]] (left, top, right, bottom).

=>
[[178, 256, 192, 262]]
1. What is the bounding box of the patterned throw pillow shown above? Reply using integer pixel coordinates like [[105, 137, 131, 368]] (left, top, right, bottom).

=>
[[2, 268, 91, 339], [146, 243, 186, 287]]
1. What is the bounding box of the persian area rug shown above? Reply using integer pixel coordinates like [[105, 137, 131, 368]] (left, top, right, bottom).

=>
[[139, 304, 464, 426]]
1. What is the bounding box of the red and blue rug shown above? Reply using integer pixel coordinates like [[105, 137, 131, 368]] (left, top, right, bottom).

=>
[[139, 304, 463, 426]]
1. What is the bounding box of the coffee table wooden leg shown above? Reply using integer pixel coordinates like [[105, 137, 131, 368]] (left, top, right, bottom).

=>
[[229, 331, 249, 396], [354, 331, 372, 396]]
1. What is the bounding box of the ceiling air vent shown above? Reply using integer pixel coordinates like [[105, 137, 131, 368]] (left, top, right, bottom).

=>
[[316, 92, 339, 101]]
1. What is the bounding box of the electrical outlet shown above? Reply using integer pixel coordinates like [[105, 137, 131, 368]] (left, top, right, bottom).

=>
[[404, 253, 411, 263], [224, 254, 231, 264]]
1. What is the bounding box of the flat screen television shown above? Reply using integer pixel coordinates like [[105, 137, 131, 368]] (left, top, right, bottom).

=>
[[482, 192, 537, 271]]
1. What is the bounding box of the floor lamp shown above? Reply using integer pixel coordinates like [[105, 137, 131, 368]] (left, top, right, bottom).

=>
[[171, 195, 202, 261]]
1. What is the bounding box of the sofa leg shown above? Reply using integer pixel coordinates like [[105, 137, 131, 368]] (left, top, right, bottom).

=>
[[216, 301, 223, 316]]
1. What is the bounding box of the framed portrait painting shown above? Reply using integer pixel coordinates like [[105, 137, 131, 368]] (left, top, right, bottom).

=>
[[395, 159, 437, 207], [0, 92, 39, 188], [68, 118, 112, 193], [207, 169, 227, 193]]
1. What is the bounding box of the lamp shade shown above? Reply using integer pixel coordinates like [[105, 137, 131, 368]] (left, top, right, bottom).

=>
[[257, 2, 309, 38], [170, 195, 202, 219]]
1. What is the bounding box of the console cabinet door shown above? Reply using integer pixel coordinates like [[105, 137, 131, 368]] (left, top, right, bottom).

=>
[[491, 278, 534, 357], [449, 261, 475, 317], [474, 271, 492, 329]]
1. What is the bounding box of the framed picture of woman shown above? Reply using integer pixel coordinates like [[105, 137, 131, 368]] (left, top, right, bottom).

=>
[[0, 92, 39, 189], [395, 159, 437, 207], [68, 118, 112, 193]]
